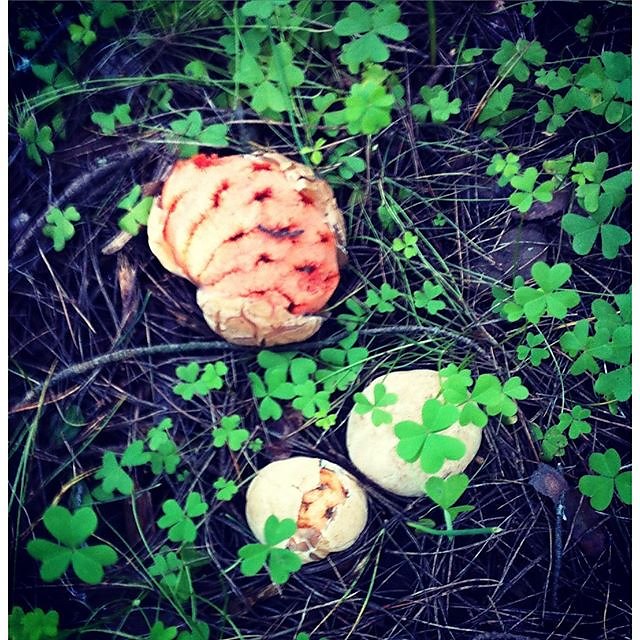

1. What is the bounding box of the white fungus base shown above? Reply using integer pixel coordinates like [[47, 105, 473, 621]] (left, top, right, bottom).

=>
[[346, 369, 483, 497], [245, 457, 368, 563]]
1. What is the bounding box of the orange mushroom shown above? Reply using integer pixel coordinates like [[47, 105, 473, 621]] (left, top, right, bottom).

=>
[[147, 152, 346, 345]]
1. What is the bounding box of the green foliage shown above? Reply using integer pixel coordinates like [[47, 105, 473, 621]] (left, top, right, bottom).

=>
[[173, 361, 228, 400], [184, 59, 209, 81], [520, 1, 536, 18], [532, 405, 592, 460], [42, 206, 81, 252], [439, 365, 529, 427], [17, 116, 55, 166], [461, 47, 483, 63], [95, 441, 150, 497], [9, 606, 59, 640], [91, 103, 132, 135], [501, 262, 580, 324], [478, 84, 514, 124], [559, 291, 631, 404], [212, 415, 249, 451], [328, 141, 367, 180], [411, 85, 461, 124], [117, 184, 154, 235], [233, 42, 304, 115], [68, 14, 97, 46], [578, 449, 631, 511], [316, 332, 369, 392], [575, 15, 593, 42], [241, 0, 291, 19], [394, 399, 466, 474], [157, 493, 208, 544], [353, 382, 398, 426], [249, 351, 298, 421], [27, 505, 117, 584], [342, 79, 395, 135], [148, 550, 192, 603], [365, 283, 401, 312], [334, 1, 409, 73], [413, 281, 445, 315], [148, 83, 174, 113], [492, 39, 547, 82], [19, 28, 43, 51], [486, 152, 521, 187], [237, 515, 302, 584], [516, 332, 550, 366], [508, 167, 555, 213], [149, 620, 178, 640], [168, 111, 229, 157], [392, 231, 419, 258], [92, 0, 128, 28], [213, 477, 239, 501], [534, 94, 571, 133], [559, 152, 631, 259], [147, 417, 181, 475]]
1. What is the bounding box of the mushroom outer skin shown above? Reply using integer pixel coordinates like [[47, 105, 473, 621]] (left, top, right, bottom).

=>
[[245, 457, 368, 563], [147, 152, 346, 346], [346, 369, 482, 497]]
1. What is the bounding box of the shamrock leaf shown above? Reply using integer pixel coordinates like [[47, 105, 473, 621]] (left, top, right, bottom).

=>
[[213, 477, 239, 501], [212, 415, 249, 451], [425, 473, 469, 509], [353, 382, 398, 426], [173, 362, 227, 400], [157, 493, 208, 543], [42, 206, 81, 252], [413, 281, 445, 315], [578, 448, 629, 511]]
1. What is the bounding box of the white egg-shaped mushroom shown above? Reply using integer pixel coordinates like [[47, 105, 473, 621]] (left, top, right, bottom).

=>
[[346, 369, 482, 497], [245, 457, 367, 563]]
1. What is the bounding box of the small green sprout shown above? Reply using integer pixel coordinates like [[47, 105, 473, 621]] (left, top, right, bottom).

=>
[[19, 28, 43, 50], [516, 332, 550, 366], [42, 206, 81, 252], [237, 515, 302, 584], [9, 606, 59, 640], [17, 115, 55, 166], [116, 184, 154, 236], [411, 84, 461, 124], [578, 448, 631, 511], [157, 493, 208, 544], [27, 505, 118, 584], [575, 15, 593, 41], [91, 104, 132, 135], [68, 14, 97, 46], [392, 231, 419, 258], [168, 111, 229, 157], [521, 1, 536, 18], [147, 418, 181, 474], [486, 152, 521, 187], [365, 283, 401, 313], [492, 38, 547, 82], [212, 415, 249, 451], [173, 361, 228, 400], [213, 477, 239, 501], [413, 281, 445, 315], [353, 382, 398, 426]]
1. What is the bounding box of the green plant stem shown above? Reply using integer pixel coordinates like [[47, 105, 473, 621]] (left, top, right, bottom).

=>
[[408, 523, 502, 537], [426, 0, 437, 66]]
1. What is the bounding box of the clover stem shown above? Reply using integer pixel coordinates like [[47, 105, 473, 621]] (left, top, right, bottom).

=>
[[409, 523, 502, 537]]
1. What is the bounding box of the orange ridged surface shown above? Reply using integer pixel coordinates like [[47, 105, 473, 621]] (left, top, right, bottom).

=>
[[147, 152, 346, 345]]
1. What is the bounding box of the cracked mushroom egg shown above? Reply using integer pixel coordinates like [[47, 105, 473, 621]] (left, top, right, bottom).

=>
[[347, 369, 483, 497], [245, 457, 368, 563], [147, 152, 346, 346]]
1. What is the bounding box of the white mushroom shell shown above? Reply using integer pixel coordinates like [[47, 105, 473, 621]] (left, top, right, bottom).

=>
[[245, 457, 368, 563], [346, 369, 483, 497]]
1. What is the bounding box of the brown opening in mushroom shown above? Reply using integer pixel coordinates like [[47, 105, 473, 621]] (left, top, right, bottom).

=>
[[297, 468, 347, 531]]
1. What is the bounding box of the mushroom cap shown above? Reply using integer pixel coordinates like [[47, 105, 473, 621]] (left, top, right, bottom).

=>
[[147, 152, 346, 346], [346, 369, 482, 497], [245, 457, 368, 563]]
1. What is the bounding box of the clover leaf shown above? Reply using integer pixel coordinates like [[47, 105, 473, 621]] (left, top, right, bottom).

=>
[[9, 606, 59, 640], [353, 382, 398, 426], [212, 415, 249, 451], [411, 85, 461, 124], [394, 398, 465, 474], [173, 361, 228, 400], [237, 515, 302, 584], [578, 448, 631, 511], [116, 184, 154, 235], [42, 206, 81, 252], [213, 477, 239, 501], [365, 283, 401, 312], [27, 505, 118, 584], [343, 80, 395, 135], [413, 281, 445, 315], [392, 231, 419, 258], [91, 103, 132, 135], [17, 115, 55, 166], [157, 493, 208, 544], [516, 332, 550, 366], [492, 39, 547, 82]]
